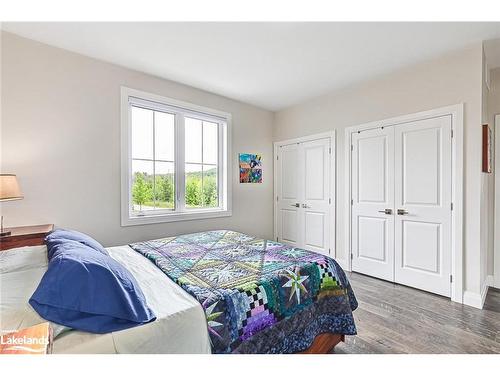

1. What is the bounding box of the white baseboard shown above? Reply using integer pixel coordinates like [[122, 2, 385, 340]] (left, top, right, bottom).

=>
[[486, 275, 495, 287], [463, 282, 490, 309], [463, 291, 482, 308], [495, 276, 500, 289], [481, 281, 490, 307]]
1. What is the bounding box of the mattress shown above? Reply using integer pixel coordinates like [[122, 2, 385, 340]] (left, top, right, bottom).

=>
[[0, 245, 211, 354]]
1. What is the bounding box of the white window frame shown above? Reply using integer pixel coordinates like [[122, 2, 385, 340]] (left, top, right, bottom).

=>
[[121, 87, 232, 226]]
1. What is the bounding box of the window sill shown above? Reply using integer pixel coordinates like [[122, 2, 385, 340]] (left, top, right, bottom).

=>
[[121, 209, 232, 227]]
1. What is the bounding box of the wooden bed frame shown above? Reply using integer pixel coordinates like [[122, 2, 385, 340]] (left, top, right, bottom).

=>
[[298, 333, 345, 354]]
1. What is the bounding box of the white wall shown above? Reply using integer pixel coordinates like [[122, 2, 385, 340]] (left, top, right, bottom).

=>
[[0, 32, 274, 246], [480, 49, 493, 297], [273, 44, 485, 299], [490, 68, 500, 287]]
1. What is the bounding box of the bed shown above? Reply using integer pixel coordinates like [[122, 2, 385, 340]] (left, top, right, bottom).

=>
[[0, 230, 357, 354]]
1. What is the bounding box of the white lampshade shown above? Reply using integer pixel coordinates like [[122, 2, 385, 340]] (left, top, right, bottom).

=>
[[0, 174, 23, 201]]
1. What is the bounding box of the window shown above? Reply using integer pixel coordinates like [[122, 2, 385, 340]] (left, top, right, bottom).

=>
[[121, 87, 231, 226]]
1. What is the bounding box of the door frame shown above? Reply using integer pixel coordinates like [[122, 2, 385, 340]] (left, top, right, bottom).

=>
[[494, 114, 500, 288], [273, 131, 336, 256], [344, 104, 464, 303]]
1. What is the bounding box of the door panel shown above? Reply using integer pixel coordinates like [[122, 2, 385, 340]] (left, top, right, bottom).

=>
[[394, 115, 452, 297], [358, 136, 388, 203], [277, 143, 301, 247], [402, 127, 441, 206], [304, 211, 325, 249], [276, 137, 332, 255], [282, 146, 299, 200], [351, 127, 395, 281], [302, 138, 331, 255], [305, 146, 325, 200], [281, 209, 299, 243], [402, 221, 441, 273], [357, 216, 388, 262]]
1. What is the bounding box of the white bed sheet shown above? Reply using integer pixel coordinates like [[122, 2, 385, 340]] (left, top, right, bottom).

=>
[[0, 245, 211, 354]]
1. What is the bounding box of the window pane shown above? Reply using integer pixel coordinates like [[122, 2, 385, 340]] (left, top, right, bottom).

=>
[[185, 163, 203, 209], [203, 165, 218, 208], [131, 160, 154, 212], [185, 117, 202, 163], [154, 161, 175, 210], [155, 111, 175, 161], [132, 106, 153, 159], [203, 121, 218, 164]]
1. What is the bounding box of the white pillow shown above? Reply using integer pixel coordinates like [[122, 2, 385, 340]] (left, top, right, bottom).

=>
[[0, 245, 48, 274]]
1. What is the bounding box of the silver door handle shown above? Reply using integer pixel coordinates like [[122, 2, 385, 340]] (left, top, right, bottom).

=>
[[397, 209, 409, 215], [302, 204, 311, 209], [291, 203, 300, 207], [378, 208, 393, 215]]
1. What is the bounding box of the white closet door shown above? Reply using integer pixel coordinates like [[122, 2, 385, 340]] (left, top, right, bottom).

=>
[[394, 116, 452, 297], [276, 137, 332, 254], [277, 143, 302, 247], [301, 138, 331, 255], [351, 127, 395, 281]]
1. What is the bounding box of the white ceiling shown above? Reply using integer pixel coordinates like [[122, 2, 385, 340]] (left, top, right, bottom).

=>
[[2, 22, 500, 111]]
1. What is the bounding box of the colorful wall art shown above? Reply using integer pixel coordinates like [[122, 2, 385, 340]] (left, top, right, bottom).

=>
[[239, 153, 262, 183]]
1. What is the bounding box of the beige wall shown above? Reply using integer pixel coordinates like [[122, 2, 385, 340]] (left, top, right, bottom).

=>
[[274, 44, 485, 297], [2, 30, 495, 303], [0, 32, 274, 246]]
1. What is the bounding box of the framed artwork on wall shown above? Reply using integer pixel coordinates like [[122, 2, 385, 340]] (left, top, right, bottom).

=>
[[239, 153, 262, 183], [482, 124, 492, 173]]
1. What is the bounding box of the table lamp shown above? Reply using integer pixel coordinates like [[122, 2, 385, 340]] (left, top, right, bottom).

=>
[[0, 174, 24, 236]]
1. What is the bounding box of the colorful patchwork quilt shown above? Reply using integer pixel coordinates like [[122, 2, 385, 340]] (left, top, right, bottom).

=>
[[130, 230, 357, 353]]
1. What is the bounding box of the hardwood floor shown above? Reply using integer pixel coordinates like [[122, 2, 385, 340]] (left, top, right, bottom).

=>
[[334, 272, 500, 354]]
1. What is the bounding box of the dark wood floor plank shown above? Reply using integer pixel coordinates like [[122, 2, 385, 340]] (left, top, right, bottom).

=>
[[350, 273, 500, 331], [352, 281, 500, 343], [334, 272, 500, 354]]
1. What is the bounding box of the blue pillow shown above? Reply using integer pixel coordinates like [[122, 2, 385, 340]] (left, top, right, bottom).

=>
[[30, 240, 156, 333], [45, 229, 107, 256]]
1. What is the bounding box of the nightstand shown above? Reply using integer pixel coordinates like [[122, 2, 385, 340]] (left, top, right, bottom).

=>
[[0, 224, 54, 251]]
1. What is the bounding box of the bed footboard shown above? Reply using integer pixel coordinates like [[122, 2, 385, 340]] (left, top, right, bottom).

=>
[[298, 333, 345, 354]]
